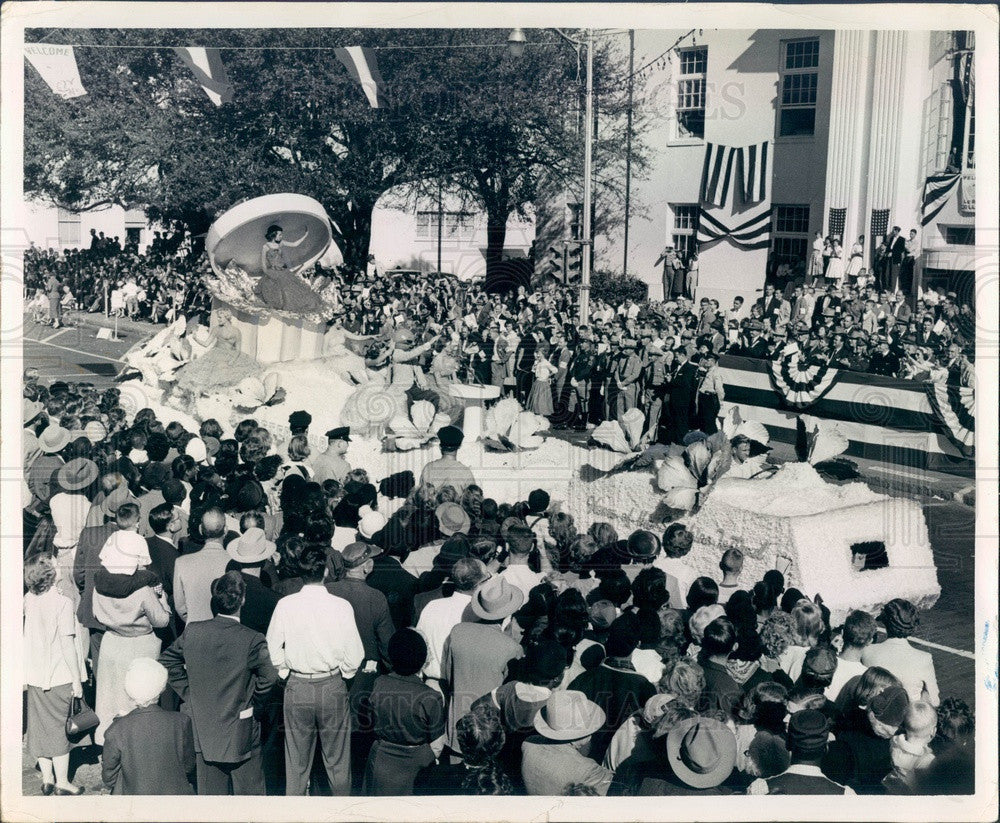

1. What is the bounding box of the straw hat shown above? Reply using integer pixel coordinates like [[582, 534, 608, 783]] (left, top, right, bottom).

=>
[[38, 425, 71, 454], [470, 576, 524, 621], [532, 690, 606, 742], [666, 716, 737, 789], [57, 458, 99, 492], [225, 527, 276, 565]]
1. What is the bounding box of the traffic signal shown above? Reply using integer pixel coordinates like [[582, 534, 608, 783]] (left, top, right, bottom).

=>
[[564, 242, 583, 283], [535, 245, 564, 281]]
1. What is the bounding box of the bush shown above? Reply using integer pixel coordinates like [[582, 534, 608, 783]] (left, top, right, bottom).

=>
[[590, 269, 649, 305]]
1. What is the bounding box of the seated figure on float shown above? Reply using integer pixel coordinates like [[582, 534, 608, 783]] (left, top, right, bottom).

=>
[[172, 308, 262, 397], [255, 224, 329, 314]]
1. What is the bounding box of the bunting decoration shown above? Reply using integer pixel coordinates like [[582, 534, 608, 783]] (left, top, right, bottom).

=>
[[769, 350, 841, 408], [700, 141, 770, 209], [741, 141, 770, 205], [921, 172, 961, 226], [700, 143, 738, 208], [697, 206, 773, 250], [334, 46, 387, 109], [24, 43, 87, 99], [925, 380, 975, 453], [174, 47, 233, 106]]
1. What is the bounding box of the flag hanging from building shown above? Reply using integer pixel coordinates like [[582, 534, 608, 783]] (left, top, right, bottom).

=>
[[697, 206, 772, 250], [174, 47, 233, 106], [24, 43, 87, 99], [741, 141, 770, 204], [334, 46, 387, 108], [921, 172, 961, 226], [700, 143, 738, 208], [828, 208, 846, 238], [925, 380, 974, 453]]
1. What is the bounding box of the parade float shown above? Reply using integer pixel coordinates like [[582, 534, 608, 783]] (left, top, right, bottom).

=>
[[117, 194, 940, 623]]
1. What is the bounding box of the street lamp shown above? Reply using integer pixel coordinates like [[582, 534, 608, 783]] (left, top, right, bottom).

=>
[[510, 27, 594, 325]]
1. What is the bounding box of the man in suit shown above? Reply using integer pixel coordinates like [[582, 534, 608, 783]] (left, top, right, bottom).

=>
[[749, 710, 854, 795], [173, 507, 231, 624], [566, 338, 594, 430], [739, 320, 771, 359], [513, 327, 538, 405], [224, 524, 281, 635], [613, 338, 643, 418], [160, 571, 278, 795], [883, 227, 906, 293], [102, 658, 196, 795], [521, 691, 613, 795], [73, 490, 135, 670], [663, 346, 699, 444]]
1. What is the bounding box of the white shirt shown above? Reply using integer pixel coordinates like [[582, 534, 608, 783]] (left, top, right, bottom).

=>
[[825, 657, 868, 702], [266, 584, 365, 680], [499, 563, 543, 600], [50, 491, 90, 549], [653, 555, 697, 607], [631, 648, 665, 684], [402, 541, 444, 576], [415, 591, 472, 680]]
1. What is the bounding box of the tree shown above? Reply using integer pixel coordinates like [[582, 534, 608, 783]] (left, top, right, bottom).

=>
[[24, 28, 646, 273]]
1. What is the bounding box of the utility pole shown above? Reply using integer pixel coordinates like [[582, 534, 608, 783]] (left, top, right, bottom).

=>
[[436, 177, 444, 273], [624, 29, 635, 279], [580, 28, 594, 325]]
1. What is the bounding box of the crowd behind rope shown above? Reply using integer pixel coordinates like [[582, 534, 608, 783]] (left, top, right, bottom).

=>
[[22, 373, 975, 797]]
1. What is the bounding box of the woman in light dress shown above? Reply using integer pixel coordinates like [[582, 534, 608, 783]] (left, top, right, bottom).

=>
[[845, 234, 865, 282], [807, 232, 825, 283], [527, 347, 559, 417], [173, 309, 261, 396], [824, 237, 846, 285]]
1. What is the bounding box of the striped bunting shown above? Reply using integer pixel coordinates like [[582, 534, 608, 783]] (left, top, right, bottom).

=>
[[769, 351, 840, 407], [697, 207, 772, 250], [921, 173, 961, 227], [174, 47, 233, 106], [334, 46, 387, 109], [925, 381, 975, 452], [700, 143, 738, 208], [741, 141, 769, 204]]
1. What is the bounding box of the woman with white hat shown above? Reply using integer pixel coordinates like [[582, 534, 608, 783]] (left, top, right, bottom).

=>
[[91, 524, 171, 745]]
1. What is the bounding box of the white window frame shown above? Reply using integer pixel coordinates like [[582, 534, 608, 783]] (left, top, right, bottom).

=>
[[416, 210, 475, 242], [675, 47, 707, 140], [778, 38, 819, 138], [670, 204, 699, 260]]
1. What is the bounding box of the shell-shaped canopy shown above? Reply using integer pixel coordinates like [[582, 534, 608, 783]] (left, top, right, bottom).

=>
[[657, 455, 698, 493], [206, 194, 333, 278]]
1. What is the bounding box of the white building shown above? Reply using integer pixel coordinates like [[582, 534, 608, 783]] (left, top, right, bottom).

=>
[[599, 29, 977, 308], [22, 193, 535, 283]]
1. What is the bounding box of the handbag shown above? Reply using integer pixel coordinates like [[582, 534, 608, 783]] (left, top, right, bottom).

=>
[[65, 695, 100, 737]]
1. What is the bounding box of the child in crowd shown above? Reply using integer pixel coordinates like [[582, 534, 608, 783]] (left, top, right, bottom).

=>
[[883, 700, 937, 793], [716, 548, 744, 604]]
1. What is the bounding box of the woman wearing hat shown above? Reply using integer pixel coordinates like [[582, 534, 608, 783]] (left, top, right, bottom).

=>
[[363, 629, 445, 795], [91, 529, 171, 745], [861, 599, 939, 706], [23, 554, 88, 795]]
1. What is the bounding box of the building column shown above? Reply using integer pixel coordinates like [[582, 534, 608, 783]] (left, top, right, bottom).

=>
[[865, 31, 909, 224], [824, 31, 874, 246]]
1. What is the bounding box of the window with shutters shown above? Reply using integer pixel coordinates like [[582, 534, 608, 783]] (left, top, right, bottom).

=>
[[671, 204, 699, 260], [676, 47, 707, 139], [778, 38, 819, 137], [57, 208, 81, 246]]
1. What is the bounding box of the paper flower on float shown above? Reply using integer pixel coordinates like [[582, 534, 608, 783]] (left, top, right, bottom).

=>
[[387, 400, 450, 451], [232, 373, 286, 412], [590, 408, 646, 454], [481, 397, 549, 452]]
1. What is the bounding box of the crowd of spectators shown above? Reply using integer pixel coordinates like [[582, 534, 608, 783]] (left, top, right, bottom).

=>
[[21, 375, 975, 797]]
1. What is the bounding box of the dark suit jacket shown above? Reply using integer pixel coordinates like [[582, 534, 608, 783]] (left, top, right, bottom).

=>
[[366, 554, 419, 629], [231, 568, 281, 635], [74, 522, 118, 630], [888, 234, 906, 264], [325, 577, 394, 667], [102, 704, 196, 795], [147, 535, 179, 597], [159, 615, 278, 764]]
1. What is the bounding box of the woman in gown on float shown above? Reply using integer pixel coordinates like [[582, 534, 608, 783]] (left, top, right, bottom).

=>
[[255, 224, 327, 313], [173, 309, 261, 395]]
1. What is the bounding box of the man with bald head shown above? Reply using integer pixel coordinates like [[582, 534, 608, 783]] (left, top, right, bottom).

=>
[[173, 508, 232, 624]]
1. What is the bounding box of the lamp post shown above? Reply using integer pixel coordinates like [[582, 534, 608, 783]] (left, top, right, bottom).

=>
[[509, 27, 594, 324]]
